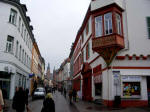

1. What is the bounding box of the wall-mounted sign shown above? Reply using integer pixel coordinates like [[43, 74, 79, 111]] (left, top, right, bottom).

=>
[[121, 76, 141, 81]]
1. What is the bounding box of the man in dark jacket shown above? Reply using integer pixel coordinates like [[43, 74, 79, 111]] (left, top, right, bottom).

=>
[[12, 87, 28, 112], [41, 93, 55, 112]]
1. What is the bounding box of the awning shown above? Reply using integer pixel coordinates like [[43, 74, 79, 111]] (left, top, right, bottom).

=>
[[120, 69, 150, 76]]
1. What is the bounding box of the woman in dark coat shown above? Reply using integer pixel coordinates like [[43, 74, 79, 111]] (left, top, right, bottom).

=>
[[41, 93, 55, 112], [12, 87, 28, 112]]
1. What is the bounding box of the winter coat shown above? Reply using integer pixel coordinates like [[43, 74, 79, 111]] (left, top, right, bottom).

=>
[[41, 98, 55, 112], [12, 88, 28, 112]]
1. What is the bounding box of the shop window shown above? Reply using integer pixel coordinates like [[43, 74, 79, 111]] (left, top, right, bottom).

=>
[[147, 17, 150, 38], [123, 82, 141, 98], [95, 83, 102, 96]]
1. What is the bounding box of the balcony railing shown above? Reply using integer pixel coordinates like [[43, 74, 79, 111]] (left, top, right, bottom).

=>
[[92, 34, 124, 52]]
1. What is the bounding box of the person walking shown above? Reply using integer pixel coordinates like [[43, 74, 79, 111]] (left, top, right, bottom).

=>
[[0, 88, 4, 112], [72, 89, 77, 102], [68, 90, 73, 104], [12, 87, 28, 112], [41, 93, 55, 112]]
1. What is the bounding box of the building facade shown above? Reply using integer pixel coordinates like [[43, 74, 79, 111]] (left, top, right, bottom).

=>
[[0, 0, 33, 99], [72, 0, 150, 107]]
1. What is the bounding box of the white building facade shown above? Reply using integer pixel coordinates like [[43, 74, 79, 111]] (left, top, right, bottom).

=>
[[0, 0, 33, 99], [73, 0, 150, 107]]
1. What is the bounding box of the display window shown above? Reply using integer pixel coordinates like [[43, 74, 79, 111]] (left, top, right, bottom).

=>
[[122, 82, 141, 98]]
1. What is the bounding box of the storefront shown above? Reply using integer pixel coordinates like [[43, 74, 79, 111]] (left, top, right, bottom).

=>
[[121, 75, 141, 98], [120, 75, 148, 107]]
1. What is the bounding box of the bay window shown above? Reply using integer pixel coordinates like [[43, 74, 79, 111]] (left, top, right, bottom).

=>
[[95, 12, 123, 37]]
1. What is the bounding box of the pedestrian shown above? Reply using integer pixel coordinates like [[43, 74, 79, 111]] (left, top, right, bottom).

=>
[[12, 87, 28, 112], [72, 89, 77, 102], [68, 90, 73, 104], [64, 88, 66, 98], [41, 93, 55, 112], [2, 88, 7, 109], [0, 88, 4, 112]]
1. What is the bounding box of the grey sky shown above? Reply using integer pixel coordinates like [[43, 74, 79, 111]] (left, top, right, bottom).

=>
[[21, 0, 91, 72]]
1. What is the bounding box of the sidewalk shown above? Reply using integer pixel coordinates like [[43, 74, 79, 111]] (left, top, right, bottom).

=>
[[73, 99, 150, 112]]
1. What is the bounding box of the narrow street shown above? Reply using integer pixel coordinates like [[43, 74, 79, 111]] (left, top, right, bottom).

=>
[[26, 91, 79, 112]]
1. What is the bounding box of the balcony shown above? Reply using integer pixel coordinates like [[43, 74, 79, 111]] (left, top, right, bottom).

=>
[[92, 34, 124, 52]]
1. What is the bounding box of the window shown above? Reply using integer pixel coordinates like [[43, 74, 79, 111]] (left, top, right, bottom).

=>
[[86, 43, 90, 60], [6, 36, 14, 53], [21, 24, 24, 36], [24, 29, 26, 41], [18, 17, 21, 31], [26, 34, 28, 45], [22, 49, 24, 63], [25, 52, 26, 65], [147, 17, 150, 38], [82, 50, 84, 63], [86, 21, 89, 35], [123, 82, 141, 97], [82, 33, 84, 43], [95, 16, 103, 37], [15, 41, 19, 57], [9, 9, 17, 25], [19, 45, 22, 61], [104, 12, 113, 35], [116, 13, 122, 35]]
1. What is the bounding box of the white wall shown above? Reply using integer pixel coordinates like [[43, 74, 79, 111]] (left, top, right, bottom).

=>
[[120, 0, 150, 56]]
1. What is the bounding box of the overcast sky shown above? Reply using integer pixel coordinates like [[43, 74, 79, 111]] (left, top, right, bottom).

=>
[[21, 0, 91, 72]]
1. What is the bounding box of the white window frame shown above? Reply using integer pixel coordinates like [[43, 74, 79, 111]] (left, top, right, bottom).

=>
[[6, 36, 14, 53], [116, 13, 122, 35], [104, 12, 113, 35], [9, 9, 17, 25], [95, 16, 103, 37]]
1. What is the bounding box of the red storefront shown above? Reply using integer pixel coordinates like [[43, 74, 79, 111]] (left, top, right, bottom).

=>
[[81, 63, 92, 101]]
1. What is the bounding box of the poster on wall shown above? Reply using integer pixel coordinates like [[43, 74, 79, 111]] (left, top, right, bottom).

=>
[[123, 82, 141, 98]]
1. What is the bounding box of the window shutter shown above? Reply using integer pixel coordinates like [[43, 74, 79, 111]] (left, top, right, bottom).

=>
[[147, 17, 150, 38]]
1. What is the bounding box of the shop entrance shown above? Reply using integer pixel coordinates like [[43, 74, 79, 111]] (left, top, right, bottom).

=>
[[147, 76, 150, 106], [0, 71, 11, 99], [0, 78, 10, 99]]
